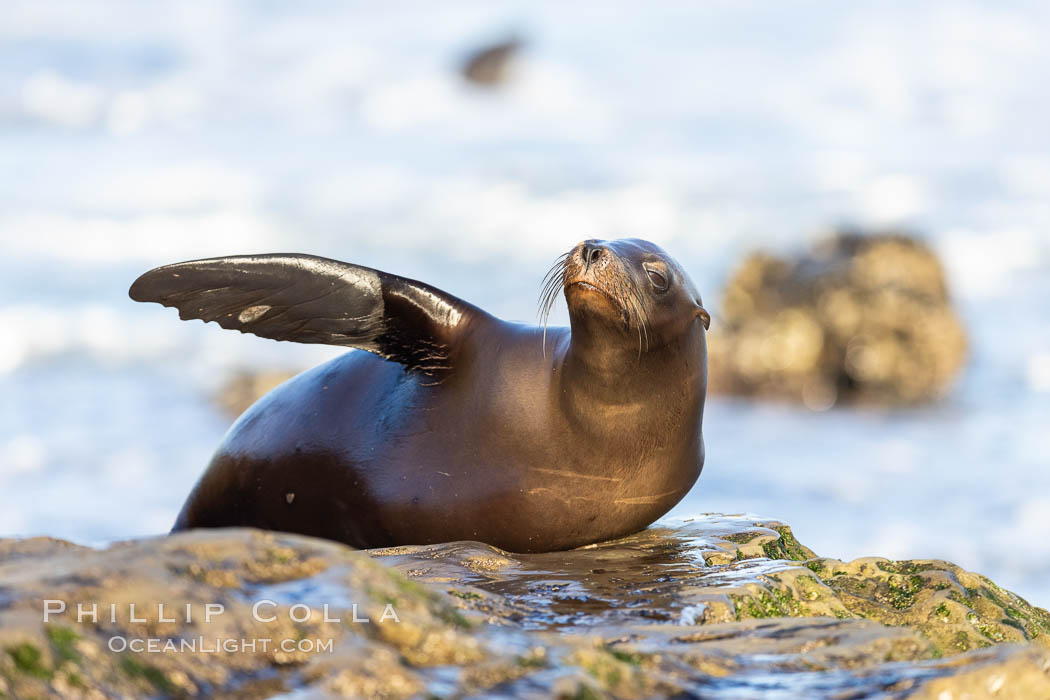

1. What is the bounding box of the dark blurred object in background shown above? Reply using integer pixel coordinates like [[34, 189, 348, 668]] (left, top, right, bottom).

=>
[[708, 231, 967, 409], [460, 36, 523, 87]]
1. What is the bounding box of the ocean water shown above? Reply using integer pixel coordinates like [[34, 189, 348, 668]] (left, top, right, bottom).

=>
[[2, 2, 1049, 606]]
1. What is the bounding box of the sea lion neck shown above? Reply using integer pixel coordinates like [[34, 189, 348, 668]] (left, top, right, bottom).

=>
[[557, 314, 678, 405], [555, 300, 707, 422], [562, 314, 643, 384]]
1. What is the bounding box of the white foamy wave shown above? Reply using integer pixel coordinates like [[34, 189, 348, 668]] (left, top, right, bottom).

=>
[[0, 304, 179, 374], [857, 174, 930, 225], [74, 161, 262, 212], [0, 210, 284, 264], [21, 70, 105, 129], [1, 435, 47, 476], [361, 58, 612, 141], [308, 173, 706, 265], [0, 301, 344, 381], [1028, 355, 1050, 393], [14, 68, 201, 135], [934, 228, 1048, 301]]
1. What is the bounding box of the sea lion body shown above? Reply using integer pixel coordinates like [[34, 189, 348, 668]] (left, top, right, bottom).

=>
[[134, 239, 709, 553]]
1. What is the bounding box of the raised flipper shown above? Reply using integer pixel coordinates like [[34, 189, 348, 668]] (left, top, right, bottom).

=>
[[129, 254, 484, 376]]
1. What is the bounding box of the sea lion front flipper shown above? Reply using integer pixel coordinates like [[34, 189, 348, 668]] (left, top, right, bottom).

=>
[[129, 254, 479, 372]]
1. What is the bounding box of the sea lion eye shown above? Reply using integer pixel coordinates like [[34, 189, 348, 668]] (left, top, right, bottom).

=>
[[644, 265, 669, 291]]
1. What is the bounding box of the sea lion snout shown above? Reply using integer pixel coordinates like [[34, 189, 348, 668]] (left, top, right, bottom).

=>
[[581, 240, 608, 271], [563, 241, 622, 316], [565, 239, 616, 286]]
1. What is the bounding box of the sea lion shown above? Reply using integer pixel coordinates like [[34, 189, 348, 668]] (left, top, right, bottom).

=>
[[130, 238, 710, 553]]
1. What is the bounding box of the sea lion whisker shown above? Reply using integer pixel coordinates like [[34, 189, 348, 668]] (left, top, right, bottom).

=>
[[537, 280, 559, 324], [632, 297, 646, 357], [614, 276, 632, 329], [637, 291, 651, 353], [630, 292, 648, 357], [628, 283, 652, 353], [615, 278, 643, 355], [538, 269, 562, 310], [544, 251, 570, 284], [538, 252, 570, 357], [539, 281, 560, 355], [624, 288, 643, 356], [537, 252, 569, 313], [617, 276, 643, 357]]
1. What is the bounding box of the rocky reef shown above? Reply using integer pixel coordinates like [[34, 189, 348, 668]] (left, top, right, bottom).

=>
[[707, 231, 968, 408], [1, 515, 1048, 698]]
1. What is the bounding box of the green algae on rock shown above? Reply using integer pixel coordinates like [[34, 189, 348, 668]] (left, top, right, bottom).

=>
[[809, 556, 1050, 654], [0, 515, 1048, 698], [374, 515, 1050, 652]]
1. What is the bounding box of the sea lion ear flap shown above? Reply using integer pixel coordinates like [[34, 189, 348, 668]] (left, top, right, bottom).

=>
[[129, 253, 480, 372], [695, 305, 711, 330]]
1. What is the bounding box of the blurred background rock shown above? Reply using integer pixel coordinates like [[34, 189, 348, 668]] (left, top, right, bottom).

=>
[[708, 231, 968, 408], [215, 369, 298, 419]]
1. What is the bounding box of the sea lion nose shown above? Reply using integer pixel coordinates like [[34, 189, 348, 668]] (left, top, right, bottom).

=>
[[582, 241, 605, 269]]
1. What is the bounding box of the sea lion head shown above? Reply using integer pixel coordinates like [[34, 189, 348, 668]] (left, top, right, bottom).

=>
[[541, 238, 709, 353]]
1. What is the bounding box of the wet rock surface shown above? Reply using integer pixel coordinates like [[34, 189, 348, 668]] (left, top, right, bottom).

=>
[[708, 231, 968, 407], [1, 516, 1047, 698]]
